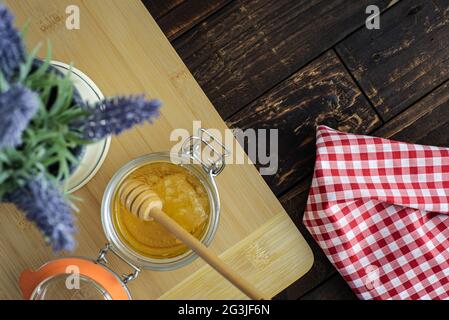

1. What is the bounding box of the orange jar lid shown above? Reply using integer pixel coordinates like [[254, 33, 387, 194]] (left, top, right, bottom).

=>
[[20, 258, 131, 300]]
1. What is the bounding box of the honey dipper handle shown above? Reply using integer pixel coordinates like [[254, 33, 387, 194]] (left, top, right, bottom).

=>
[[149, 207, 267, 300]]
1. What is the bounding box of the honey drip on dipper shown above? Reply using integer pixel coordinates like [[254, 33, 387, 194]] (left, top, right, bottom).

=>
[[112, 162, 210, 258]]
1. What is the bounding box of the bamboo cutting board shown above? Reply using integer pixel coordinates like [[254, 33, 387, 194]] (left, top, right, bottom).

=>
[[1, 0, 313, 299]]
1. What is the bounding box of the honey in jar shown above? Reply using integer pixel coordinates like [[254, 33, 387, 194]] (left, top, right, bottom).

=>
[[112, 162, 210, 258]]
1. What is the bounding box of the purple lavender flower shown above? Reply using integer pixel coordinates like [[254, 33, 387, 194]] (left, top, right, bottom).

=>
[[0, 84, 40, 149], [79, 95, 161, 141], [0, 4, 25, 80], [7, 176, 77, 252]]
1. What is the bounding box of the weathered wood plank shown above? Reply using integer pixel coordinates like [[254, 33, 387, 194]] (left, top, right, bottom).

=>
[[173, 0, 397, 119], [300, 273, 357, 300], [141, 0, 185, 19], [375, 79, 449, 143], [273, 176, 337, 299], [158, 0, 233, 41], [337, 0, 449, 121], [227, 50, 381, 195]]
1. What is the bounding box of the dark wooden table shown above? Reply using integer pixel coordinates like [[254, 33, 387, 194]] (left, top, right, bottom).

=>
[[142, 0, 449, 299]]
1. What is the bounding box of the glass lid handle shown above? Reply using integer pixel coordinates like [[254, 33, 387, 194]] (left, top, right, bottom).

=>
[[180, 128, 230, 177], [97, 244, 141, 284]]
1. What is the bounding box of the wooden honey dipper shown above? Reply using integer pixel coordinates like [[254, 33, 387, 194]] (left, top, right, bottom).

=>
[[119, 179, 266, 300]]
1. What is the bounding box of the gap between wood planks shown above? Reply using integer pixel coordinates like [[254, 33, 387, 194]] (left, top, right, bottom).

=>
[[221, 0, 404, 123], [333, 48, 385, 127], [146, 0, 235, 41]]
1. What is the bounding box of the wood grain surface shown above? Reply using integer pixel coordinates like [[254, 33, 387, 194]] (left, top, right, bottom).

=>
[[337, 0, 449, 120], [173, 0, 398, 119], [0, 0, 313, 300], [143, 0, 449, 300], [160, 213, 312, 299], [157, 0, 232, 41], [227, 51, 381, 195], [142, 0, 184, 18], [375, 79, 449, 143]]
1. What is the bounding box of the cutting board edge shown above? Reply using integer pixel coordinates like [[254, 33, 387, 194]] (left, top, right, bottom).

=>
[[158, 212, 314, 300]]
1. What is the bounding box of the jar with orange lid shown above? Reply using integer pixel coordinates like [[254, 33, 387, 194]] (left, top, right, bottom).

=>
[[20, 129, 228, 300]]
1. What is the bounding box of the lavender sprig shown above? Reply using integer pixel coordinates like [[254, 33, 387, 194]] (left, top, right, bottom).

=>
[[7, 176, 76, 252], [0, 4, 25, 80], [78, 95, 161, 141], [0, 84, 40, 149]]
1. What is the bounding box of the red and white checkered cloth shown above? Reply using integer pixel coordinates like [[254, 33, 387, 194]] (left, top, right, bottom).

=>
[[303, 125, 449, 300]]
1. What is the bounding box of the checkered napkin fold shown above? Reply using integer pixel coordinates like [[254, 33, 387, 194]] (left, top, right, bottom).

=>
[[303, 125, 449, 300]]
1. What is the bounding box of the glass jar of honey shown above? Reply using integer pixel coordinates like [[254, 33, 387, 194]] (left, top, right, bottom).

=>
[[19, 129, 228, 300], [101, 151, 223, 271]]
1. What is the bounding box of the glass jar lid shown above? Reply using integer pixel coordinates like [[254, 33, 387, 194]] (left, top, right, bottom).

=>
[[31, 274, 111, 300], [20, 257, 132, 300]]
